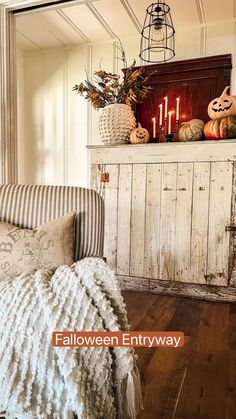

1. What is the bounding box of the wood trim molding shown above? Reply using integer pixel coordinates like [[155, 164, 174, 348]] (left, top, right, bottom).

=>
[[56, 9, 90, 43], [2, 0, 99, 13], [88, 140, 236, 165], [229, 160, 236, 286], [0, 4, 17, 183], [195, 0, 206, 25], [134, 54, 232, 77], [86, 2, 115, 39], [117, 275, 236, 303], [120, 0, 141, 33]]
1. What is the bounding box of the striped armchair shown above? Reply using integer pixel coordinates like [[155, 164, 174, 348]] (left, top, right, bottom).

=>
[[0, 184, 104, 260], [0, 184, 104, 418]]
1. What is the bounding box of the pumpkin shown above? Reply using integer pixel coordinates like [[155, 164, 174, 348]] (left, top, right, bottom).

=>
[[178, 119, 205, 142], [130, 123, 150, 144], [204, 116, 236, 140], [207, 86, 236, 120]]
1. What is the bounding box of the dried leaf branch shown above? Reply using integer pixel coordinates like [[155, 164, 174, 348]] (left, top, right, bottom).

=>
[[72, 41, 151, 110]]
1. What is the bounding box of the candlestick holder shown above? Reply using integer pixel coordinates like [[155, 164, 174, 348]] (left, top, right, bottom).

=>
[[165, 133, 174, 142], [151, 137, 159, 143], [173, 120, 180, 142], [162, 118, 168, 141], [159, 127, 166, 143]]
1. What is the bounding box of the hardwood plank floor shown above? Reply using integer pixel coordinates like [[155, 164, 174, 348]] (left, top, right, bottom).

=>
[[122, 291, 236, 419], [226, 304, 236, 418]]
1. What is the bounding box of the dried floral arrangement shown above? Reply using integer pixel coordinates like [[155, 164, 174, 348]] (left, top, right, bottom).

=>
[[72, 41, 151, 110]]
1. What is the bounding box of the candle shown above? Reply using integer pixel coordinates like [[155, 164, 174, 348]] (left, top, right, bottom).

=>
[[152, 117, 156, 138], [164, 96, 168, 119], [168, 111, 172, 134], [159, 104, 163, 128], [176, 97, 180, 121]]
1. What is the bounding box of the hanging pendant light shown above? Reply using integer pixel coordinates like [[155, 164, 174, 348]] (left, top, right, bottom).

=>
[[139, 1, 175, 63]]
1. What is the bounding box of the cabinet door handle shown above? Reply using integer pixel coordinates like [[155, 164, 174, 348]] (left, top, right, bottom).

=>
[[225, 225, 236, 232]]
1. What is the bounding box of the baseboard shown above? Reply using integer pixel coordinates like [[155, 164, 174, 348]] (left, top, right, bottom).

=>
[[117, 275, 236, 303]]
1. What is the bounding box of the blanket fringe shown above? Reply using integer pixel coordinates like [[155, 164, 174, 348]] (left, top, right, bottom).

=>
[[117, 365, 143, 419]]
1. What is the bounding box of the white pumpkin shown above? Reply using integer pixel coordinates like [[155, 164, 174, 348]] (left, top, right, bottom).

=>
[[130, 123, 150, 144], [178, 119, 205, 142], [208, 86, 236, 120]]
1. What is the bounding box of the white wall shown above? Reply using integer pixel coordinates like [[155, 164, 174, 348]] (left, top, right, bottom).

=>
[[17, 45, 88, 186], [17, 23, 236, 186]]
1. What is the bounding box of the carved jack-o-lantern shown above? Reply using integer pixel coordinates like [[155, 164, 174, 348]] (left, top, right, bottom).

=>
[[208, 86, 236, 120], [130, 123, 150, 144]]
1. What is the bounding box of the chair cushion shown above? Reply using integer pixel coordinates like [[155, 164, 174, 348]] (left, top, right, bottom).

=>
[[0, 212, 75, 281]]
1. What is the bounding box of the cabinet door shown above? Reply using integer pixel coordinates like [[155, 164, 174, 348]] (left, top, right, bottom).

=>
[[159, 161, 233, 286], [95, 161, 233, 287], [205, 162, 233, 286]]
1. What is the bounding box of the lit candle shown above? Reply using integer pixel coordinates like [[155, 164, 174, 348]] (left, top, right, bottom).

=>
[[152, 117, 156, 138], [168, 111, 172, 134], [159, 104, 163, 128], [164, 96, 168, 119], [176, 97, 180, 122]]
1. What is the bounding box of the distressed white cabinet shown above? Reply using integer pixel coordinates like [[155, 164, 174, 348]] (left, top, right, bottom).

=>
[[88, 141, 236, 299]]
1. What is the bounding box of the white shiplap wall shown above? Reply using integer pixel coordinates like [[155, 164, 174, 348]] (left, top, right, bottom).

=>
[[17, 37, 140, 186], [17, 23, 236, 186], [18, 45, 89, 186]]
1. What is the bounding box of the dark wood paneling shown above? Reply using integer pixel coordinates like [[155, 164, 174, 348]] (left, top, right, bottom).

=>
[[135, 54, 232, 136]]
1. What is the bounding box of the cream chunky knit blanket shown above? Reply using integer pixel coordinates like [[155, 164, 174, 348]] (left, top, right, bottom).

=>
[[0, 258, 142, 419]]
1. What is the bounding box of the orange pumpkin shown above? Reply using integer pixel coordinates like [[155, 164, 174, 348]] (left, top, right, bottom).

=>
[[204, 116, 236, 140]]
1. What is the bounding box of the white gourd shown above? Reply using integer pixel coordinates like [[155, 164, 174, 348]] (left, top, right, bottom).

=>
[[178, 119, 205, 142], [208, 86, 236, 120], [130, 123, 150, 144]]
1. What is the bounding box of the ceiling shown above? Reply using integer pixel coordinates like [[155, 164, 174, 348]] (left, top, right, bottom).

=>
[[16, 0, 236, 52]]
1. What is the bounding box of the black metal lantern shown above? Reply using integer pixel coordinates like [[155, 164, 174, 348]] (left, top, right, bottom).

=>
[[139, 1, 175, 63]]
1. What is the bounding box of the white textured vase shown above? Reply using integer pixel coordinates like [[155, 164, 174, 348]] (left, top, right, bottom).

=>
[[99, 104, 136, 145]]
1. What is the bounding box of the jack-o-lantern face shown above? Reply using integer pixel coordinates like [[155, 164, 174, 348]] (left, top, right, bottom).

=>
[[208, 86, 236, 119], [130, 123, 150, 144], [136, 128, 147, 140]]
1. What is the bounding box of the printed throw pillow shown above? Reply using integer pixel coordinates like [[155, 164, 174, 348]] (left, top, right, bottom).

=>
[[0, 212, 75, 281]]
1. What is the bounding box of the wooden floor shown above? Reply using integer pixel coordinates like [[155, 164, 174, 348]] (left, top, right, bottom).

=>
[[122, 291, 236, 419]]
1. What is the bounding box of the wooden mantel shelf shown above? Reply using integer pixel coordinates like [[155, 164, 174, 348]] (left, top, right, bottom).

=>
[[88, 140, 236, 165]]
